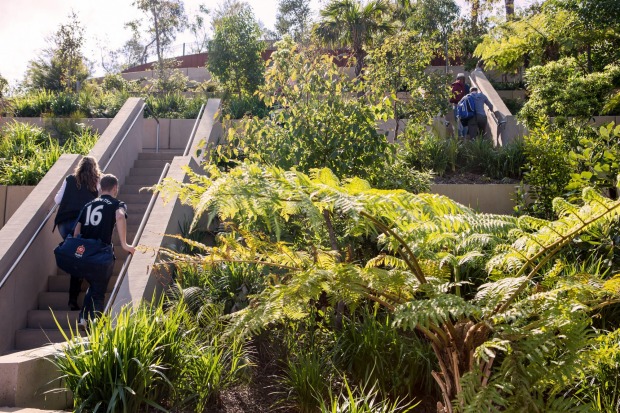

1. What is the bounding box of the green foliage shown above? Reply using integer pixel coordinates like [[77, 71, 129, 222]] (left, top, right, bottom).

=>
[[365, 30, 449, 129], [521, 122, 573, 218], [52, 299, 249, 413], [334, 308, 436, 399], [207, 6, 265, 96], [24, 12, 89, 92], [276, 0, 312, 43], [159, 160, 620, 411], [145, 92, 207, 119], [277, 322, 335, 413], [7, 89, 205, 119], [396, 123, 525, 180], [0, 121, 98, 185], [222, 93, 268, 119], [313, 0, 395, 76], [475, 0, 620, 73], [0, 73, 8, 98], [602, 91, 620, 116], [51, 303, 187, 412], [566, 122, 620, 200], [219, 37, 392, 186], [130, 0, 186, 67], [520, 59, 620, 125], [320, 378, 416, 413]]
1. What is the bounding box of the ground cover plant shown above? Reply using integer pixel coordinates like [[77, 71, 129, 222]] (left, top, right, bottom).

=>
[[0, 120, 98, 185], [154, 162, 620, 412]]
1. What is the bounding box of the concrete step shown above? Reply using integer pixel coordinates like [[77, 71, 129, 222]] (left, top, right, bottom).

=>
[[118, 184, 154, 195], [27, 310, 81, 329], [138, 151, 180, 161], [126, 214, 144, 226], [117, 193, 151, 204], [133, 159, 170, 169], [38, 292, 111, 311], [125, 203, 148, 214], [124, 175, 162, 186], [129, 167, 168, 176], [14, 328, 81, 350], [48, 275, 119, 292]]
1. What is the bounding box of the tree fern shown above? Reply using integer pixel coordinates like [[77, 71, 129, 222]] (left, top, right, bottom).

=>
[[158, 163, 620, 412]]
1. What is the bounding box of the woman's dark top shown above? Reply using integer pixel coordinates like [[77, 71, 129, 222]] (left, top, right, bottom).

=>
[[54, 175, 98, 226]]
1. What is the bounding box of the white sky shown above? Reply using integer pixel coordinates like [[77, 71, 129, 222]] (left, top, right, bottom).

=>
[[0, 0, 323, 85]]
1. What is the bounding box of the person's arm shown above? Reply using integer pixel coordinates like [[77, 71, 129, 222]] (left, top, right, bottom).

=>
[[54, 179, 67, 205], [73, 222, 81, 238], [116, 208, 135, 255], [484, 95, 494, 111]]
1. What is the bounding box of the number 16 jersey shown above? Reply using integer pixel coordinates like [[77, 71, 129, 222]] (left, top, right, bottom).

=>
[[77, 195, 127, 245]]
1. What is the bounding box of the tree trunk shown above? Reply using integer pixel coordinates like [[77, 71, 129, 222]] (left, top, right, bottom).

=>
[[470, 0, 480, 33], [505, 0, 515, 20]]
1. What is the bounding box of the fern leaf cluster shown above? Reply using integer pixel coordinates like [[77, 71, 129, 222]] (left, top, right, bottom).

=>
[[159, 162, 620, 412]]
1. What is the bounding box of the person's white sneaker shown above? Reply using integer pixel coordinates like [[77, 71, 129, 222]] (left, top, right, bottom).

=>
[[77, 318, 88, 331]]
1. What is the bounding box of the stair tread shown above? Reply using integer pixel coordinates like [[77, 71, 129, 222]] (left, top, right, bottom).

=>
[[14, 328, 83, 350]]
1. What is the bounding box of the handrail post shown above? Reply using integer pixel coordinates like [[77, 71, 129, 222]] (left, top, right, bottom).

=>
[[156, 122, 160, 153]]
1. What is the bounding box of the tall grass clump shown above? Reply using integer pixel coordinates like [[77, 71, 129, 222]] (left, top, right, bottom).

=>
[[275, 321, 335, 413], [333, 308, 437, 400], [145, 93, 207, 119], [52, 303, 188, 412], [0, 121, 98, 185], [320, 378, 416, 413], [52, 299, 250, 412]]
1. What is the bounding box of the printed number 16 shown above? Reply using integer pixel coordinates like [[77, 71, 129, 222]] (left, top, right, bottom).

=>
[[85, 205, 104, 226]]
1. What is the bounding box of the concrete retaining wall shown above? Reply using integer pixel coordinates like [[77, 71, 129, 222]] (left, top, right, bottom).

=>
[[0, 186, 35, 231], [431, 184, 520, 215]]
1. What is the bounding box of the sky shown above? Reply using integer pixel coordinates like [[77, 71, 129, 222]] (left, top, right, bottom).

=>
[[0, 0, 323, 86]]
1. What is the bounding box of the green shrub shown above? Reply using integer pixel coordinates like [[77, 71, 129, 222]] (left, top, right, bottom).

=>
[[10, 90, 55, 117], [566, 122, 620, 200], [0, 121, 98, 185], [146, 93, 207, 119], [50, 91, 79, 116], [521, 123, 573, 218], [222, 93, 268, 119], [521, 59, 620, 125]]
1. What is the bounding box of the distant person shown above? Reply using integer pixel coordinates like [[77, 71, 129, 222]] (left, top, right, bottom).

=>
[[466, 86, 494, 139], [73, 174, 135, 325], [54, 156, 101, 311], [450, 73, 470, 137]]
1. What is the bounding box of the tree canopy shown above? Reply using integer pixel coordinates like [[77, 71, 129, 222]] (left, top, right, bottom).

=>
[[207, 6, 265, 96], [24, 12, 89, 92], [313, 0, 394, 77]]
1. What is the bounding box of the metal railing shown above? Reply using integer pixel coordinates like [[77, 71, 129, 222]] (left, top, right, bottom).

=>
[[0, 206, 58, 290], [104, 163, 171, 313], [184, 103, 206, 157], [0, 102, 147, 292]]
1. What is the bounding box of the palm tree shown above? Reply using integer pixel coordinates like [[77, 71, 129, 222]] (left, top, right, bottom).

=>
[[313, 0, 394, 77]]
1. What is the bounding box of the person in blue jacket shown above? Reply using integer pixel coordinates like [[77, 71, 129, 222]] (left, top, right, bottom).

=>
[[466, 86, 494, 139]]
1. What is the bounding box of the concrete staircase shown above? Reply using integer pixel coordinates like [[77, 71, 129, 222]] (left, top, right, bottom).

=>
[[13, 150, 181, 351]]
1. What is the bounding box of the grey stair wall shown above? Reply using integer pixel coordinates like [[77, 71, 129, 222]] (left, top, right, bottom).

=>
[[14, 150, 181, 351]]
